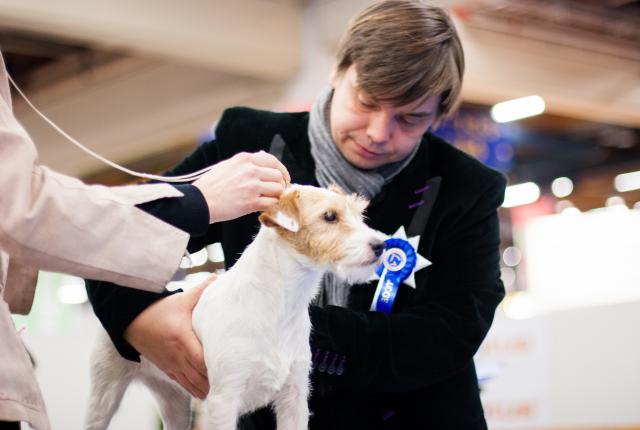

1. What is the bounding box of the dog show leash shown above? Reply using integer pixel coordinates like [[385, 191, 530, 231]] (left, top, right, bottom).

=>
[[8, 73, 214, 183]]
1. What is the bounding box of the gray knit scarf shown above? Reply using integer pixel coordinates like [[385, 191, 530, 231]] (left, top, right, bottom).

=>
[[308, 87, 420, 307]]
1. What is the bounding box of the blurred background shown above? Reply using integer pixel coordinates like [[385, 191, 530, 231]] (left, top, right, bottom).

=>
[[3, 0, 639, 428]]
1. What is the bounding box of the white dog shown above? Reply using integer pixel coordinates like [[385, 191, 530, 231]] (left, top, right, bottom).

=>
[[85, 184, 385, 430]]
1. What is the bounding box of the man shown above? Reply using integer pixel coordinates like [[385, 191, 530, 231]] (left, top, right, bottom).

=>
[[88, 1, 506, 428], [0, 50, 289, 430]]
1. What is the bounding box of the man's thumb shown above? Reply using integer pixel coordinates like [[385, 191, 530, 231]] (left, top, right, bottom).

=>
[[187, 273, 217, 304]]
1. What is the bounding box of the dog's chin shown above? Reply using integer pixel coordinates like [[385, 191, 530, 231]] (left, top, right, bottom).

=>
[[333, 261, 379, 284]]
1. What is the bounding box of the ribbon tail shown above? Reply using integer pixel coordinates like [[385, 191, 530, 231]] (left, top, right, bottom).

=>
[[370, 268, 388, 311]]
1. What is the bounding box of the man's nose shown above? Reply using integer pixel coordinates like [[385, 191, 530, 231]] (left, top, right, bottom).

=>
[[366, 112, 394, 145]]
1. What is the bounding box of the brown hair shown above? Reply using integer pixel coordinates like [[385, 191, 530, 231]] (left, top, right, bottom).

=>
[[335, 0, 464, 124]]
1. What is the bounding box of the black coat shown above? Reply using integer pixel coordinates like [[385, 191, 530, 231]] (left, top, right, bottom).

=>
[[88, 107, 506, 430]]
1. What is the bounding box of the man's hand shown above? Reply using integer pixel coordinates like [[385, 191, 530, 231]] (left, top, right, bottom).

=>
[[124, 275, 215, 399], [193, 151, 291, 223]]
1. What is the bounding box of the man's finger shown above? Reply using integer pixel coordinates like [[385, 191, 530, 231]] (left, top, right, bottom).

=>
[[256, 166, 288, 186], [185, 279, 211, 308], [175, 372, 205, 399], [255, 180, 285, 199], [184, 364, 210, 397], [184, 334, 208, 379], [252, 151, 291, 184], [256, 196, 279, 211]]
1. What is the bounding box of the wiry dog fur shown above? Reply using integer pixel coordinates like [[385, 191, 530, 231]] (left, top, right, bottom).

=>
[[85, 184, 385, 430]]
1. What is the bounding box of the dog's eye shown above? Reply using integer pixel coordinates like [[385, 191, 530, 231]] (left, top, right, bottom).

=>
[[323, 211, 338, 223]]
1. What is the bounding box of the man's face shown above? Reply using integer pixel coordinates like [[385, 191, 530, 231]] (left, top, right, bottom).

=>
[[329, 64, 440, 170]]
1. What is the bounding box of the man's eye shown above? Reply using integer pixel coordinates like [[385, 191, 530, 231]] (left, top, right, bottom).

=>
[[359, 99, 376, 109], [323, 211, 338, 222], [399, 116, 422, 127]]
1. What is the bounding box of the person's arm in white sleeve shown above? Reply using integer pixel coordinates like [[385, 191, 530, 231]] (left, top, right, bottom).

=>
[[0, 53, 190, 292]]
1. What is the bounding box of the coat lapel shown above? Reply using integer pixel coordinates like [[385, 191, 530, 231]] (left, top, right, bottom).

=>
[[407, 176, 441, 237], [269, 132, 319, 186]]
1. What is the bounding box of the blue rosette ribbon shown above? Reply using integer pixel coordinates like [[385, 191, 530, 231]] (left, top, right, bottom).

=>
[[370, 237, 417, 314]]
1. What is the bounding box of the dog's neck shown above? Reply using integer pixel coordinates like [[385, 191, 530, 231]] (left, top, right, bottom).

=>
[[230, 226, 324, 314]]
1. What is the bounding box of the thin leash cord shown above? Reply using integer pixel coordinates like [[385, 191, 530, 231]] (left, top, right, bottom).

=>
[[7, 73, 213, 183]]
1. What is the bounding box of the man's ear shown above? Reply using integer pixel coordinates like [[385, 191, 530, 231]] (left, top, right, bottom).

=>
[[258, 189, 301, 232], [329, 63, 340, 88]]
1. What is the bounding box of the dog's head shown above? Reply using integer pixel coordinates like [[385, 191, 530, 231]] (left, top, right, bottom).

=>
[[259, 184, 385, 282]]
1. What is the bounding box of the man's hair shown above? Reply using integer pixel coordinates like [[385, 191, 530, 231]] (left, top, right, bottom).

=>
[[335, 0, 464, 124]]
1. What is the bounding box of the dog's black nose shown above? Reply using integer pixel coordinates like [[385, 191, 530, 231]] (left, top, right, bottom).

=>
[[370, 241, 385, 258]]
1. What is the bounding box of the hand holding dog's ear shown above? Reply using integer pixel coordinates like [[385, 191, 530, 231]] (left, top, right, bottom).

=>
[[259, 187, 301, 232], [124, 274, 217, 399], [194, 151, 291, 223]]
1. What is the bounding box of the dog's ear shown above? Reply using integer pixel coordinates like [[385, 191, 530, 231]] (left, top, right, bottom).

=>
[[260, 211, 299, 232], [350, 193, 369, 214], [328, 183, 346, 195], [259, 189, 301, 232]]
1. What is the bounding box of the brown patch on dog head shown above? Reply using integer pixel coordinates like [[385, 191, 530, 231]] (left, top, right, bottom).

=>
[[264, 185, 372, 267], [259, 185, 376, 268], [259, 188, 301, 231]]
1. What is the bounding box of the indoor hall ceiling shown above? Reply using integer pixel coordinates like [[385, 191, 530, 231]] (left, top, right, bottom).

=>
[[0, 29, 288, 178], [452, 0, 640, 209], [0, 0, 301, 81], [0, 0, 301, 177], [458, 0, 640, 61], [1, 1, 639, 212], [315, 0, 640, 128], [0, 30, 124, 91]]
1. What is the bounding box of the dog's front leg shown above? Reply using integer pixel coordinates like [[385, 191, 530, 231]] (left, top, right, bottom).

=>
[[85, 333, 137, 430], [273, 360, 311, 430], [138, 370, 192, 430], [202, 392, 242, 430], [202, 370, 251, 430]]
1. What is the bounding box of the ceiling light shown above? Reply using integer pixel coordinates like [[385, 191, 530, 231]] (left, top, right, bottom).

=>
[[500, 267, 516, 289], [502, 182, 540, 208], [614, 170, 640, 192], [502, 246, 522, 267], [491, 95, 545, 123], [551, 177, 573, 198], [207, 243, 225, 263], [180, 247, 208, 269], [554, 200, 574, 213], [502, 291, 535, 320], [605, 196, 627, 209]]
